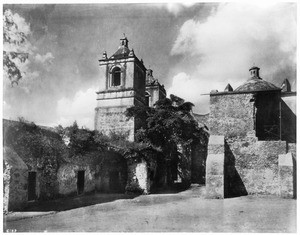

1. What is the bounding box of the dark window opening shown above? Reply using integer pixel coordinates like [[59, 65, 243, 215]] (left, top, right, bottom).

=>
[[112, 67, 121, 86], [255, 93, 280, 140], [77, 171, 85, 195], [145, 92, 150, 106], [28, 172, 37, 201]]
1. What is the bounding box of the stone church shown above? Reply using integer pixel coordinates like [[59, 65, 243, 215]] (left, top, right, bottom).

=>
[[3, 36, 297, 212], [95, 36, 166, 141]]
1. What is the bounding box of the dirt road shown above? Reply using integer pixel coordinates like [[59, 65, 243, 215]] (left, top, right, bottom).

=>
[[3, 187, 296, 232]]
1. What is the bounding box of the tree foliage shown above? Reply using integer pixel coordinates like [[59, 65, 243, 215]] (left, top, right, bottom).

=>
[[3, 9, 30, 86], [126, 95, 209, 160]]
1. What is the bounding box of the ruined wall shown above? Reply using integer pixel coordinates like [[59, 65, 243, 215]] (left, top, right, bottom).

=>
[[57, 151, 127, 195], [126, 158, 150, 194], [225, 136, 286, 196], [3, 147, 28, 212], [209, 93, 254, 137], [57, 164, 95, 196]]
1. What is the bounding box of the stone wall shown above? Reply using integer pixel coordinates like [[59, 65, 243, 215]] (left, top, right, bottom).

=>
[[57, 164, 95, 196], [205, 135, 294, 198], [206, 135, 225, 199], [225, 137, 286, 196], [126, 158, 150, 194], [3, 147, 28, 212], [209, 93, 254, 137], [95, 106, 135, 141], [57, 151, 127, 195]]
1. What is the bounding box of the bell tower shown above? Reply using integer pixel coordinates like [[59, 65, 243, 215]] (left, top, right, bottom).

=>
[[95, 36, 146, 141]]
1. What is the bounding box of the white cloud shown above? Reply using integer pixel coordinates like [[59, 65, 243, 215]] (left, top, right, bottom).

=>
[[56, 87, 97, 129], [169, 2, 296, 113], [166, 2, 196, 15], [35, 52, 54, 65]]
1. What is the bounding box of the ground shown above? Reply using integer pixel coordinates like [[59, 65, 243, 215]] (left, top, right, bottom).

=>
[[3, 185, 296, 232]]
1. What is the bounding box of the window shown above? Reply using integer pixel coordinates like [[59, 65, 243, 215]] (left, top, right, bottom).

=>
[[145, 92, 150, 106], [112, 67, 121, 86]]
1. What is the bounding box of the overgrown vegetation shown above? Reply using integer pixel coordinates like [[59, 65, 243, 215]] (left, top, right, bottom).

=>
[[4, 118, 66, 199], [126, 95, 209, 161]]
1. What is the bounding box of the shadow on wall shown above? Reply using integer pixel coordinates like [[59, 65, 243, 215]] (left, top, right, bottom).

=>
[[281, 100, 296, 143], [224, 141, 248, 198]]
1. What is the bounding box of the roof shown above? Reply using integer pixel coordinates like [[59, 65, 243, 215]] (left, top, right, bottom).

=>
[[249, 66, 260, 71], [110, 46, 131, 59], [234, 77, 280, 92]]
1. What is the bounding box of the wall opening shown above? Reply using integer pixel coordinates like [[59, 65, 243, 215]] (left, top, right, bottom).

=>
[[77, 170, 85, 195], [145, 92, 150, 106], [255, 92, 280, 140], [28, 172, 37, 201], [112, 67, 121, 86], [109, 171, 121, 192]]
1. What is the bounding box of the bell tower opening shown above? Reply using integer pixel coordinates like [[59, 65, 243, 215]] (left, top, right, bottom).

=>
[[112, 67, 121, 86]]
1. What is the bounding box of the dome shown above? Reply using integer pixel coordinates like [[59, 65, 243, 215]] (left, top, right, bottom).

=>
[[234, 77, 280, 92], [234, 66, 280, 92]]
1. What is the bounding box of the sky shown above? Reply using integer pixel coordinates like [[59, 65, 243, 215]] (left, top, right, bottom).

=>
[[2, 2, 297, 129]]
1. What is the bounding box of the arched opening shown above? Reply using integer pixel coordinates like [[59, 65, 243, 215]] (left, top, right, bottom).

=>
[[112, 67, 121, 86], [145, 92, 150, 106]]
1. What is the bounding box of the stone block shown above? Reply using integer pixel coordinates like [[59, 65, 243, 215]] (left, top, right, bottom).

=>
[[126, 159, 150, 194], [206, 153, 224, 199], [278, 153, 294, 198], [208, 135, 225, 154]]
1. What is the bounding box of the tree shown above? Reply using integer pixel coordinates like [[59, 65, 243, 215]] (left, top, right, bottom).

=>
[[3, 9, 31, 86], [126, 95, 209, 170], [126, 95, 209, 186]]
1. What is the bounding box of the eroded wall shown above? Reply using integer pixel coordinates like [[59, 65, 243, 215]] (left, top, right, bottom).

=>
[[225, 137, 286, 196], [209, 93, 255, 138]]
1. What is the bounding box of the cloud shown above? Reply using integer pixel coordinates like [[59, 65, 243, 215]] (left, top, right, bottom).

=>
[[168, 2, 296, 113], [165, 2, 196, 15], [35, 52, 54, 65], [56, 87, 97, 129]]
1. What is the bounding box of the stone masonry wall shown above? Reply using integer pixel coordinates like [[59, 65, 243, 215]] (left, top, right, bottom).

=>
[[225, 136, 286, 196], [3, 147, 28, 212], [126, 158, 150, 194], [57, 164, 95, 196], [209, 93, 254, 137], [95, 106, 135, 141]]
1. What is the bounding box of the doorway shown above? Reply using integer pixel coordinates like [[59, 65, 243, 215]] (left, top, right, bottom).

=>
[[109, 171, 121, 192], [77, 171, 85, 195], [28, 172, 37, 201]]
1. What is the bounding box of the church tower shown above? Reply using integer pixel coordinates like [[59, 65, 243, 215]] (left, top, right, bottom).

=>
[[95, 36, 146, 141]]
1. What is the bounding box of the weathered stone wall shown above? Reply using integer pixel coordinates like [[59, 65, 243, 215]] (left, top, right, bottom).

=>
[[225, 137, 286, 195], [206, 135, 225, 199], [58, 151, 127, 195], [57, 164, 95, 196], [95, 106, 135, 141], [3, 147, 28, 212], [146, 84, 166, 107], [126, 158, 150, 194], [278, 153, 294, 198], [209, 93, 254, 137]]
